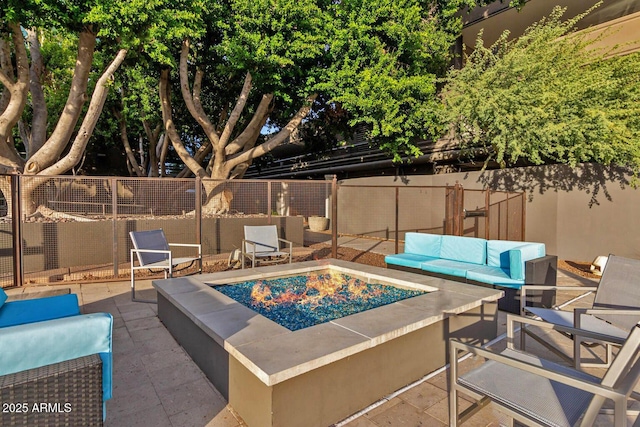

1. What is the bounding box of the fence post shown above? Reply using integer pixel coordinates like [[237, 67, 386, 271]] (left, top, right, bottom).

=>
[[331, 175, 338, 258], [11, 174, 23, 287], [521, 192, 526, 241], [112, 178, 118, 278], [395, 187, 399, 254], [195, 177, 202, 246], [453, 183, 464, 236], [267, 181, 272, 224], [484, 190, 490, 240]]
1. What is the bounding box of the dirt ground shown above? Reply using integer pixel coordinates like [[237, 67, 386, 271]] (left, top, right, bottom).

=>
[[558, 259, 601, 279], [202, 243, 387, 274]]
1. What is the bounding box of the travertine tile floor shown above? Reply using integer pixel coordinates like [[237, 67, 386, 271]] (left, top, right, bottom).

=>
[[6, 262, 638, 426]]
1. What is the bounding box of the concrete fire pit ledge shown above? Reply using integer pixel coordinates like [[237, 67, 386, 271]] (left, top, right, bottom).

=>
[[153, 259, 503, 427]]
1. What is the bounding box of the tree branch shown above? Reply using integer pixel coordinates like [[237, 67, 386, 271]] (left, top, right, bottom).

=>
[[179, 39, 220, 146], [225, 93, 274, 155], [160, 68, 208, 179], [114, 106, 144, 176], [227, 94, 318, 170], [0, 23, 29, 168], [26, 28, 47, 156], [40, 49, 128, 175], [218, 72, 252, 147], [26, 28, 97, 174]]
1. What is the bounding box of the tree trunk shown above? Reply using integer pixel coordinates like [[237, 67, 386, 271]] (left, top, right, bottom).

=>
[[114, 106, 144, 176], [39, 49, 128, 175], [24, 28, 97, 174], [26, 28, 47, 156], [0, 23, 29, 169]]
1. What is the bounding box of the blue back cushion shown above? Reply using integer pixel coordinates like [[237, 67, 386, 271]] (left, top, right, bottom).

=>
[[509, 243, 545, 280], [487, 240, 531, 269], [440, 235, 487, 265], [404, 233, 442, 257], [0, 288, 7, 308], [0, 294, 81, 328]]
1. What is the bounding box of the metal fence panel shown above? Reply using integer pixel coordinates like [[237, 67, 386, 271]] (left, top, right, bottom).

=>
[[1, 175, 525, 287]]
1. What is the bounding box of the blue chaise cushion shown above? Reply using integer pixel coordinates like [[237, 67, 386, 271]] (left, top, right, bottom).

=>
[[420, 259, 475, 278], [0, 294, 81, 328], [465, 265, 525, 288], [0, 288, 7, 308], [385, 253, 439, 269], [386, 233, 442, 268]]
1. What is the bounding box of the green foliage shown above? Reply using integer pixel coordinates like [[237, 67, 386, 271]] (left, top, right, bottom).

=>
[[442, 5, 640, 175]]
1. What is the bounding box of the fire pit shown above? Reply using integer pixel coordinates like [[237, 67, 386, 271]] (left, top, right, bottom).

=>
[[154, 259, 502, 427], [216, 271, 428, 330]]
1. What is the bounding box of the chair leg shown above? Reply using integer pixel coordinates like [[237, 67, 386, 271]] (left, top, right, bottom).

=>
[[449, 387, 458, 427]]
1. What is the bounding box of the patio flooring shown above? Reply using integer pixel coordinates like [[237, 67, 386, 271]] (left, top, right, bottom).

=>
[[5, 242, 639, 426]]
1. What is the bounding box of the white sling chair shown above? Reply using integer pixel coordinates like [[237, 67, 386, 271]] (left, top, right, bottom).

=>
[[241, 225, 292, 269], [129, 229, 202, 302]]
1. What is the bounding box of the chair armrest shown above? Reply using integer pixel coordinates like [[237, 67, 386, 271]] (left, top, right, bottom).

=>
[[577, 308, 640, 317], [243, 239, 278, 252], [574, 307, 640, 331], [278, 238, 293, 252], [168, 243, 201, 250], [449, 339, 622, 400], [506, 313, 627, 347], [525, 255, 557, 285], [168, 243, 202, 258], [520, 285, 596, 313], [521, 285, 598, 292], [131, 248, 171, 255]]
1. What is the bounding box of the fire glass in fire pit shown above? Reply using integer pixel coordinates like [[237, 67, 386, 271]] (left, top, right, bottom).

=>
[[216, 271, 428, 331]]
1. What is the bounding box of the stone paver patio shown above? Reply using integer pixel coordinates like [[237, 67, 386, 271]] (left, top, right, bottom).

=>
[[5, 248, 638, 426]]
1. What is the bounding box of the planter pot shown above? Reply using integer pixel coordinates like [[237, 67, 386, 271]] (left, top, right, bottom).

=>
[[308, 216, 330, 231]]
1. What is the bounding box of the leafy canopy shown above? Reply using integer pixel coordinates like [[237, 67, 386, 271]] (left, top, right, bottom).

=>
[[442, 5, 640, 175]]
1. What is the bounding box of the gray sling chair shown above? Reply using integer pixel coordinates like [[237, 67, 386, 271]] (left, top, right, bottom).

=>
[[129, 229, 202, 302], [510, 254, 640, 368], [449, 319, 640, 427], [241, 225, 292, 269]]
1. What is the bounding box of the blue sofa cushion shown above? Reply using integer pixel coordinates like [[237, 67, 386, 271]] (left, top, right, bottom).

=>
[[0, 288, 6, 308], [466, 265, 525, 288], [487, 240, 530, 269], [385, 253, 439, 269], [404, 233, 442, 257], [440, 235, 487, 265], [0, 313, 113, 402], [0, 294, 81, 328], [421, 259, 471, 278], [509, 243, 546, 280]]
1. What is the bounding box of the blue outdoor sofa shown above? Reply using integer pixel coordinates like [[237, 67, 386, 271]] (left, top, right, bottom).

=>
[[385, 233, 557, 313], [0, 288, 112, 426]]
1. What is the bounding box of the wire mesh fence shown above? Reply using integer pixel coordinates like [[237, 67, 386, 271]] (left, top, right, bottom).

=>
[[0, 175, 523, 288], [337, 183, 525, 244]]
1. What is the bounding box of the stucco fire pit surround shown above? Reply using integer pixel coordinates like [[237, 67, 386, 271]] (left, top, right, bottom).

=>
[[153, 259, 503, 427]]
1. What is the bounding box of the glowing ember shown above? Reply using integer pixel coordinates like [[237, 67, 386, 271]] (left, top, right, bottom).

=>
[[216, 272, 427, 331]]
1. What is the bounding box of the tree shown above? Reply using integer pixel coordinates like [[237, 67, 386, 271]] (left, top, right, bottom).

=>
[[160, 0, 492, 213], [442, 5, 640, 176], [0, 0, 200, 215]]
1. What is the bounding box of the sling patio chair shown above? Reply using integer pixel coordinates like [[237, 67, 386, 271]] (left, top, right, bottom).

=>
[[510, 254, 640, 368], [129, 229, 202, 302], [241, 225, 292, 269], [449, 319, 640, 427]]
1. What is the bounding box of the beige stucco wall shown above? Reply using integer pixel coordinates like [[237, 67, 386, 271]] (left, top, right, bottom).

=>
[[341, 163, 640, 261]]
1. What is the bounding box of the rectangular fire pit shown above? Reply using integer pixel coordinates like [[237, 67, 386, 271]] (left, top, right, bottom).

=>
[[153, 259, 502, 427]]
